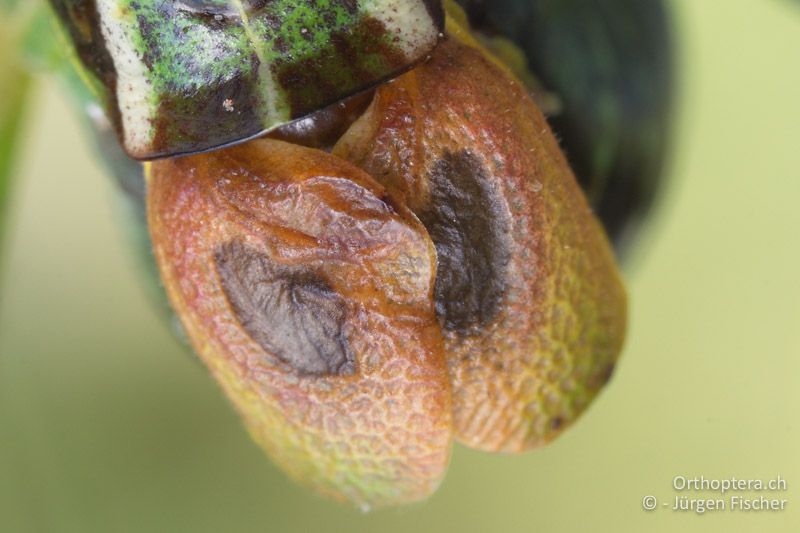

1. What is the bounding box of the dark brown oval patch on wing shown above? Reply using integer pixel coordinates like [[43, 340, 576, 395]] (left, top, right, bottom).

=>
[[420, 150, 511, 334], [215, 240, 355, 376]]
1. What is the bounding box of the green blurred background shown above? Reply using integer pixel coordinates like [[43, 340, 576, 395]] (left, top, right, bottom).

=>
[[1, 0, 798, 531]]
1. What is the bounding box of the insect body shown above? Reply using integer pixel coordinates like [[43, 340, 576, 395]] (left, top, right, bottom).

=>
[[38, 0, 671, 508]]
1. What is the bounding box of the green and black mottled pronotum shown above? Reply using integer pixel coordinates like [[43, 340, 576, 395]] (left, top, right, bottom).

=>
[[48, 0, 444, 160]]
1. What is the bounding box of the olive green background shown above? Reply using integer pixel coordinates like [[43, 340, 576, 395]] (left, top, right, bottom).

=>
[[1, 1, 798, 531]]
